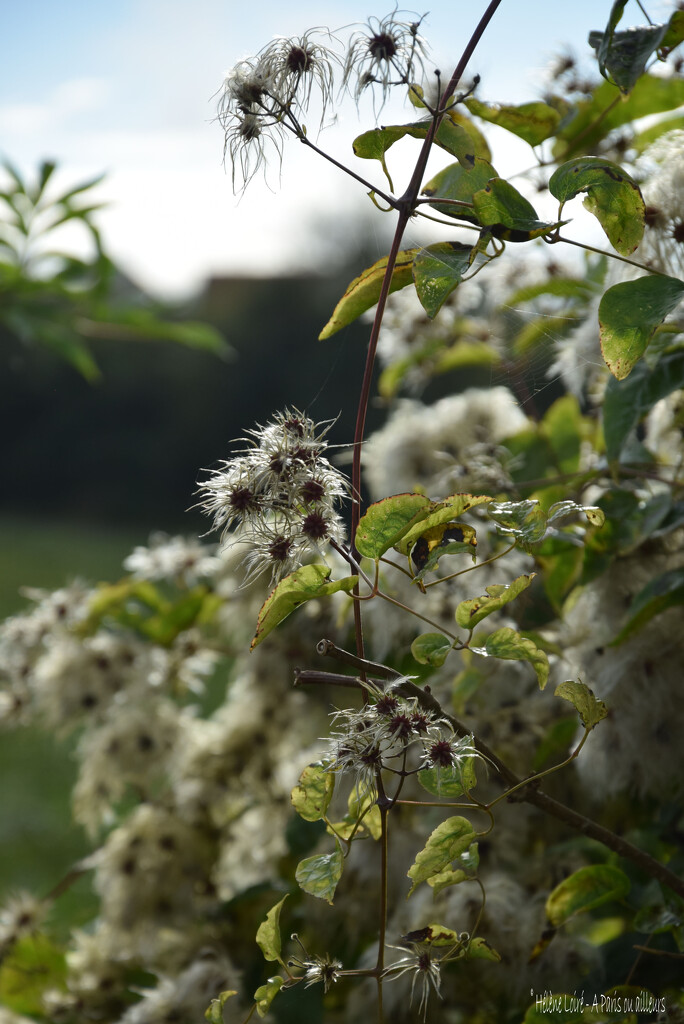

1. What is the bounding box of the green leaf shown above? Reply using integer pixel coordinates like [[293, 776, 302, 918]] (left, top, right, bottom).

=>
[[472, 178, 562, 241], [81, 308, 229, 356], [427, 845, 479, 895], [35, 160, 57, 201], [256, 895, 288, 963], [541, 394, 588, 474], [327, 788, 382, 841], [80, 578, 166, 634], [378, 335, 501, 398], [2, 159, 26, 194], [442, 110, 493, 162], [488, 498, 548, 545], [512, 313, 579, 358], [603, 349, 684, 460], [396, 493, 490, 555], [465, 97, 562, 146], [410, 522, 478, 579], [53, 172, 106, 206], [589, 12, 675, 93], [599, 274, 684, 379], [407, 816, 476, 896], [426, 868, 468, 894], [37, 324, 101, 381], [355, 492, 431, 559], [119, 315, 229, 355], [583, 488, 670, 568], [347, 788, 382, 840], [554, 679, 608, 729], [633, 893, 684, 937], [418, 757, 478, 798], [546, 500, 605, 530], [411, 632, 453, 667], [434, 339, 501, 374], [632, 113, 684, 153], [487, 498, 604, 550], [662, 10, 684, 50], [612, 568, 684, 644], [251, 565, 358, 649], [412, 241, 479, 318], [295, 843, 344, 904], [548, 157, 644, 255], [291, 762, 335, 822], [554, 75, 684, 160], [546, 865, 630, 927], [353, 113, 490, 174], [421, 157, 497, 221], [537, 543, 584, 612], [421, 923, 461, 945], [465, 936, 501, 962], [473, 627, 549, 689], [205, 990, 238, 1022], [318, 250, 417, 339], [506, 276, 597, 305], [455, 573, 535, 630], [138, 587, 211, 645], [254, 976, 284, 1019], [0, 935, 67, 1016]]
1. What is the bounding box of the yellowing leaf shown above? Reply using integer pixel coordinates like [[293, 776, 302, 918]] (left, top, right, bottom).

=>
[[291, 762, 334, 822], [473, 627, 549, 689], [355, 492, 431, 559], [465, 97, 562, 146], [411, 632, 453, 668], [555, 680, 608, 729], [251, 565, 357, 649], [319, 251, 417, 339], [256, 895, 288, 962], [599, 274, 684, 379], [296, 843, 344, 904], [455, 574, 535, 629], [205, 990, 238, 1022], [397, 493, 491, 555], [549, 157, 644, 255], [254, 976, 284, 1018], [546, 866, 630, 927], [407, 817, 476, 896]]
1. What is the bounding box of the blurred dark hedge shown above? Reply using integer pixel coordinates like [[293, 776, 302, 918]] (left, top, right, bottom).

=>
[[1, 273, 374, 538]]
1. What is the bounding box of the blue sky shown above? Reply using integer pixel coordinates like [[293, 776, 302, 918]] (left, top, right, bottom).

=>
[[1, 1, 678, 297]]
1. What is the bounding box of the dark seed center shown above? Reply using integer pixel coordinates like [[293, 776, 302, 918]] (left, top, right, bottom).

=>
[[369, 32, 397, 61]]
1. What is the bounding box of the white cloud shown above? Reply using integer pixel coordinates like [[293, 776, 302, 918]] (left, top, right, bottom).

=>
[[0, 77, 110, 137]]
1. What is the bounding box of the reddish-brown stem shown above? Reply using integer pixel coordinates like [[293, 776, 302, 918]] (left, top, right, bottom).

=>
[[348, 1, 505, 673]]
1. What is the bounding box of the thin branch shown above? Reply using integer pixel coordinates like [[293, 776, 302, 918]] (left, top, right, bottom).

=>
[[294, 668, 371, 689], [551, 233, 669, 276], [636, 1, 654, 26], [390, 679, 684, 900], [296, 132, 396, 208], [316, 638, 401, 679], [43, 865, 88, 903]]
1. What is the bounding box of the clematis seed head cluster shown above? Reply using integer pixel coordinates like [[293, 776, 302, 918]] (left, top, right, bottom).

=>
[[218, 11, 428, 189], [198, 409, 349, 585]]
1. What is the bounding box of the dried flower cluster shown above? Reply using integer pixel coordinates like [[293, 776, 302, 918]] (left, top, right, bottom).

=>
[[327, 685, 479, 796], [198, 408, 348, 584], [217, 10, 429, 188]]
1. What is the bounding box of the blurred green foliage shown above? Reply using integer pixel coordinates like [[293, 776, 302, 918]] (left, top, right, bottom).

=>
[[0, 160, 228, 380]]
